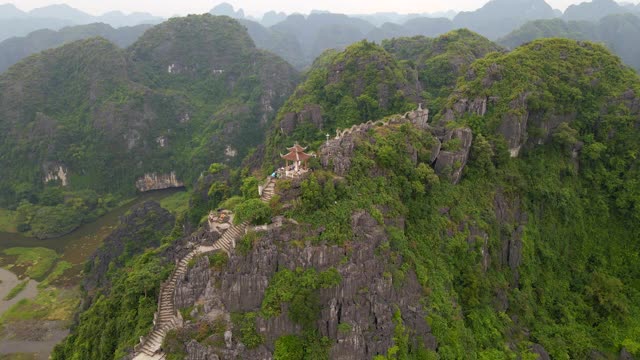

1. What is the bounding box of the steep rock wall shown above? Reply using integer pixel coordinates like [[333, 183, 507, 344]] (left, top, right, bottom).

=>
[[135, 171, 184, 192], [173, 212, 435, 359]]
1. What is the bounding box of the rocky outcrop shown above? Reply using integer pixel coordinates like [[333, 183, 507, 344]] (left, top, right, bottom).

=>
[[620, 348, 636, 360], [175, 256, 211, 309], [279, 104, 324, 135], [319, 107, 430, 177], [531, 344, 551, 360], [319, 106, 476, 184], [186, 340, 220, 360], [443, 96, 489, 122], [177, 209, 435, 359], [136, 172, 185, 192], [319, 133, 357, 177], [133, 179, 277, 360], [494, 190, 528, 286], [43, 162, 69, 186], [433, 127, 473, 184], [83, 201, 175, 295]]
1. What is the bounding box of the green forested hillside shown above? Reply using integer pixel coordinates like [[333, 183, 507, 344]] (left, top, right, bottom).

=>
[[499, 14, 640, 71], [0, 22, 152, 73], [424, 38, 640, 357], [265, 40, 420, 164], [52, 35, 640, 360], [383, 29, 503, 112], [270, 37, 640, 358], [0, 15, 298, 236]]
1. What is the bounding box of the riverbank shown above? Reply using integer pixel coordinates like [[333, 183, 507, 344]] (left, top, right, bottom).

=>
[[0, 189, 187, 359]]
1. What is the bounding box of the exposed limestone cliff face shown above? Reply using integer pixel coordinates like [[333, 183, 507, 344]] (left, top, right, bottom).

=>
[[319, 107, 473, 184], [280, 104, 324, 135], [319, 109, 429, 176], [433, 128, 474, 184], [172, 211, 434, 359], [43, 162, 69, 186], [493, 190, 528, 287], [135, 171, 184, 192]]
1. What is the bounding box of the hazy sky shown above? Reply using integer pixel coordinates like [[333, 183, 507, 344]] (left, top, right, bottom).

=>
[[5, 0, 640, 17]]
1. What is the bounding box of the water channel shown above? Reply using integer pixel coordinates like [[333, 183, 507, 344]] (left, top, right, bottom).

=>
[[0, 188, 183, 359]]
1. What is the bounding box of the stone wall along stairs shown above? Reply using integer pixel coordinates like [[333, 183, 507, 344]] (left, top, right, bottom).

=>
[[132, 177, 276, 359]]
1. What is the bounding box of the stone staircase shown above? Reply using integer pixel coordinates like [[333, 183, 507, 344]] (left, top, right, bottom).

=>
[[132, 177, 275, 359], [133, 250, 198, 359]]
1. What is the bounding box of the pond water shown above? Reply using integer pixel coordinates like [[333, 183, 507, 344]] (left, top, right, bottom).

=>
[[0, 188, 183, 358], [0, 268, 39, 315]]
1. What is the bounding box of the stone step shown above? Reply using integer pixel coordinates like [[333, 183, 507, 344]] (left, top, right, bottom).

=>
[[141, 348, 156, 356]]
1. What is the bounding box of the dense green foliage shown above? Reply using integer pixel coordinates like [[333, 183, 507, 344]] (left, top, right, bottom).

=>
[[45, 28, 640, 360], [451, 39, 640, 221], [233, 198, 272, 225], [499, 14, 640, 71], [374, 310, 436, 360], [260, 267, 341, 359], [0, 14, 298, 209], [261, 267, 341, 323], [0, 22, 152, 73], [51, 205, 177, 360], [279, 38, 639, 358], [383, 30, 503, 113], [13, 188, 116, 238], [231, 312, 265, 349], [52, 253, 170, 359], [266, 40, 419, 164]]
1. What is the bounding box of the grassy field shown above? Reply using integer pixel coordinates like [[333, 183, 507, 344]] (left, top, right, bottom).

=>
[[0, 287, 79, 324], [0, 208, 17, 233], [160, 191, 190, 214], [3, 247, 59, 281], [39, 261, 73, 288]]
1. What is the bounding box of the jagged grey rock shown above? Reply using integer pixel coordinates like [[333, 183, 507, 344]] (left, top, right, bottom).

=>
[[433, 127, 473, 184]]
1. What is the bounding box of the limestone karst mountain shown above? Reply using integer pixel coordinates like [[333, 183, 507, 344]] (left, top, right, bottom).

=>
[[0, 3, 162, 41], [0, 22, 152, 73], [53, 37, 640, 360], [0, 4, 639, 360], [0, 15, 298, 211], [563, 0, 630, 21], [452, 0, 557, 39], [264, 39, 421, 165], [499, 13, 640, 71]]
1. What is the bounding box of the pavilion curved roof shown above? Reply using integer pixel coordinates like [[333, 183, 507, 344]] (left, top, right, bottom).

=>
[[281, 151, 312, 161], [287, 144, 308, 152]]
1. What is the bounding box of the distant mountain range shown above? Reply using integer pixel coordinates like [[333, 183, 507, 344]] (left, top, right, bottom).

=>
[[2, 0, 640, 72], [0, 3, 162, 41], [0, 23, 152, 72], [500, 13, 640, 71], [563, 0, 632, 21]]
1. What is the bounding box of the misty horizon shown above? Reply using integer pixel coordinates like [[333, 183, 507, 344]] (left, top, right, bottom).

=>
[[3, 0, 640, 18]]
